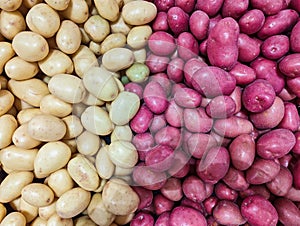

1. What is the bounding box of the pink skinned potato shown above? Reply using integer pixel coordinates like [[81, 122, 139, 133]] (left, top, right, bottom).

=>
[[167, 7, 189, 36], [154, 125, 181, 149], [208, 14, 222, 33], [154, 211, 170, 226], [150, 72, 172, 96], [183, 57, 207, 87], [266, 166, 293, 196], [238, 9, 265, 34], [250, 0, 286, 15], [274, 198, 300, 225], [279, 53, 300, 78], [279, 102, 300, 132], [167, 57, 184, 83], [132, 186, 153, 210], [130, 105, 154, 134], [173, 87, 202, 108], [291, 0, 300, 12], [229, 86, 242, 114], [167, 149, 190, 178], [292, 131, 300, 154], [195, 0, 224, 17], [239, 185, 271, 200], [183, 108, 213, 133], [205, 95, 236, 119], [278, 87, 297, 101], [199, 39, 207, 56], [160, 177, 183, 202], [174, 0, 196, 13], [238, 33, 262, 62], [130, 212, 155, 226], [154, 0, 174, 12], [287, 76, 300, 97], [177, 32, 199, 61], [124, 82, 143, 99], [169, 206, 207, 226], [261, 35, 290, 60], [293, 159, 300, 189], [213, 200, 246, 225], [145, 144, 174, 172], [153, 194, 174, 215], [152, 12, 169, 31], [285, 187, 300, 202], [132, 133, 154, 161], [207, 17, 239, 71], [170, 83, 185, 97], [182, 175, 206, 203], [241, 195, 278, 226], [165, 100, 184, 127], [146, 54, 170, 73], [203, 197, 218, 215], [186, 133, 217, 159], [148, 31, 176, 56], [278, 154, 293, 168], [221, 0, 249, 19], [290, 21, 300, 52], [180, 197, 206, 214], [189, 10, 209, 41], [222, 167, 249, 191], [214, 182, 238, 201], [229, 62, 256, 86]]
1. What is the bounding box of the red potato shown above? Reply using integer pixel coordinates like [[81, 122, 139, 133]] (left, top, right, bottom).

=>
[[169, 206, 207, 226], [165, 100, 184, 127], [291, 0, 300, 12], [213, 116, 254, 138], [175, 0, 196, 13], [287, 76, 300, 97], [167, 57, 184, 83], [245, 158, 280, 184], [125, 82, 143, 99], [238, 34, 262, 62], [205, 95, 236, 119], [242, 79, 276, 113], [177, 32, 199, 61], [146, 54, 170, 73], [154, 212, 170, 226], [130, 105, 153, 134], [279, 154, 293, 168], [143, 81, 169, 114], [170, 83, 186, 97], [130, 212, 155, 226], [167, 7, 189, 36], [238, 9, 265, 34], [133, 186, 153, 210], [204, 182, 214, 198], [241, 195, 278, 226], [149, 114, 166, 134], [278, 87, 297, 101], [293, 159, 300, 189], [167, 150, 190, 178], [132, 133, 155, 161], [250, 97, 285, 130], [250, 0, 286, 15], [180, 197, 206, 214], [291, 21, 300, 52], [192, 66, 236, 98], [195, 0, 224, 16], [183, 108, 213, 133], [257, 9, 299, 39], [196, 146, 230, 184], [160, 177, 183, 202], [154, 126, 181, 149], [285, 187, 300, 202], [279, 53, 300, 78], [203, 196, 218, 215], [214, 182, 238, 201], [213, 200, 246, 225], [208, 14, 223, 32], [210, 131, 232, 148], [221, 0, 249, 19], [274, 198, 300, 225], [292, 132, 300, 154], [153, 194, 174, 215], [154, 0, 175, 12], [266, 166, 293, 196], [222, 167, 249, 191], [239, 185, 271, 200], [229, 62, 256, 86], [261, 35, 289, 60], [145, 144, 174, 172], [187, 133, 217, 159], [189, 10, 209, 41], [182, 175, 206, 202], [174, 87, 202, 108], [250, 57, 285, 94], [148, 31, 176, 56], [229, 134, 255, 171], [207, 17, 239, 70], [183, 57, 207, 87], [257, 128, 296, 160], [229, 86, 242, 114], [152, 12, 169, 31], [150, 72, 172, 96]]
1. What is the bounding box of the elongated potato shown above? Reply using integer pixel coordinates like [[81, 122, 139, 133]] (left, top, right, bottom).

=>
[[46, 169, 74, 197], [0, 114, 18, 149], [5, 56, 39, 80], [0, 10, 26, 40], [21, 183, 54, 207]]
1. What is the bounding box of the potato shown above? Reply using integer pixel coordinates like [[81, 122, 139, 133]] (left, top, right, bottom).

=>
[[12, 31, 49, 62], [19, 197, 39, 223], [279, 53, 300, 78], [129, 105, 153, 134], [127, 25, 152, 49], [0, 212, 26, 226], [182, 175, 206, 203], [167, 7, 189, 36], [46, 213, 73, 226], [84, 15, 110, 43], [16, 108, 42, 125], [291, 21, 300, 52], [30, 217, 47, 226], [169, 206, 207, 226], [223, 167, 249, 191], [60, 0, 89, 23], [46, 169, 74, 197], [73, 216, 97, 226], [0, 203, 6, 222], [274, 198, 300, 225], [0, 90, 14, 116], [0, 42, 15, 74], [102, 48, 134, 72], [0, 114, 16, 149], [62, 115, 83, 139], [130, 212, 154, 226], [77, 130, 101, 156], [266, 166, 293, 196], [238, 9, 265, 34], [21, 183, 54, 207], [238, 33, 261, 62], [250, 0, 286, 15], [99, 33, 126, 55], [95, 145, 115, 179], [44, 0, 70, 10], [0, 10, 26, 40], [0, 0, 22, 11], [110, 16, 132, 35], [40, 94, 72, 118], [279, 102, 300, 131], [110, 125, 133, 142], [38, 200, 57, 220], [222, 0, 248, 18], [5, 56, 39, 80], [94, 0, 119, 22], [261, 35, 289, 60], [195, 0, 223, 16]]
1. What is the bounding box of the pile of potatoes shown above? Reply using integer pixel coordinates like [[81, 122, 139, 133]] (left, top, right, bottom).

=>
[[0, 0, 158, 225]]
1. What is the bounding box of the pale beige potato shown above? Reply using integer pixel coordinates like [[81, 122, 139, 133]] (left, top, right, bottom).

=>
[[114, 165, 134, 176], [48, 73, 86, 104], [77, 130, 101, 156], [88, 41, 101, 55], [73, 216, 97, 226], [110, 16, 131, 35], [110, 125, 132, 142], [56, 187, 91, 218], [82, 66, 119, 102], [0, 203, 6, 223], [56, 20, 81, 54], [22, 0, 43, 8], [27, 114, 67, 142], [102, 47, 134, 72], [0, 10, 26, 40], [34, 141, 71, 178], [30, 216, 47, 226], [108, 140, 138, 168], [60, 0, 89, 23], [0, 42, 15, 74], [46, 169, 74, 197], [0, 114, 18, 149], [45, 0, 70, 10], [62, 115, 83, 139], [79, 27, 91, 44], [8, 196, 20, 211], [109, 91, 140, 125], [40, 94, 72, 118], [72, 45, 98, 78], [12, 31, 49, 62], [46, 213, 73, 226], [21, 183, 54, 207], [0, 76, 8, 90], [12, 123, 41, 149], [14, 98, 34, 111], [0, 171, 34, 203], [0, 90, 14, 116], [38, 49, 74, 77], [115, 0, 123, 7], [87, 193, 115, 226], [114, 76, 125, 92], [0, 145, 38, 171], [19, 197, 39, 223], [114, 213, 134, 225], [133, 48, 147, 63], [84, 15, 110, 43], [100, 33, 126, 55], [72, 102, 86, 118], [94, 0, 119, 22], [26, 3, 60, 38], [81, 106, 114, 136], [0, 212, 26, 226], [127, 25, 152, 49], [81, 92, 104, 106], [95, 145, 115, 179], [67, 154, 100, 191], [0, 0, 22, 11], [16, 108, 42, 125], [38, 199, 57, 221], [5, 56, 39, 80], [102, 179, 139, 215]]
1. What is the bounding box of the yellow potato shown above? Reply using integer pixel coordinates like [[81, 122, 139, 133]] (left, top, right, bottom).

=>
[[81, 92, 104, 106], [38, 199, 57, 221], [127, 25, 152, 49], [56, 187, 91, 218], [0, 76, 8, 90], [22, 0, 43, 8], [62, 115, 83, 139], [102, 47, 134, 72], [0, 90, 14, 116], [56, 20, 81, 54], [19, 197, 39, 223], [46, 213, 73, 226], [0, 203, 6, 223], [122, 1, 157, 25], [48, 73, 87, 104], [67, 154, 100, 191], [79, 26, 91, 44], [16, 108, 42, 125], [38, 49, 74, 77], [26, 3, 60, 38], [46, 169, 74, 197], [114, 213, 134, 225], [133, 48, 147, 63], [0, 145, 38, 171], [0, 10, 26, 40], [0, 114, 18, 149], [5, 56, 39, 80], [0, 0, 22, 11], [73, 216, 97, 226], [100, 33, 127, 54], [12, 31, 49, 62], [76, 130, 101, 156], [21, 183, 54, 207], [114, 165, 134, 176], [30, 217, 47, 226], [88, 40, 101, 55], [84, 15, 110, 43], [60, 0, 89, 24], [0, 42, 15, 74], [27, 114, 67, 142], [110, 125, 133, 142], [14, 98, 34, 111], [40, 94, 72, 118], [0, 171, 34, 203], [110, 16, 131, 35], [44, 0, 70, 10], [0, 212, 26, 226], [34, 141, 71, 178], [94, 0, 119, 22], [95, 145, 115, 179], [12, 123, 41, 149]]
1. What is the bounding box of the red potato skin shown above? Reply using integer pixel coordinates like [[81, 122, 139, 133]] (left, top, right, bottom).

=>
[[167, 149, 190, 178], [182, 175, 206, 203], [154, 0, 175, 12], [293, 159, 300, 189], [167, 57, 184, 83], [183, 57, 207, 87], [160, 177, 183, 202], [279, 53, 300, 78], [124, 82, 143, 99], [291, 21, 300, 52], [152, 12, 169, 31], [208, 14, 223, 32], [205, 95, 236, 119], [195, 0, 224, 17], [287, 76, 300, 97], [238, 34, 261, 62], [239, 185, 271, 200], [261, 35, 290, 60], [146, 54, 170, 73], [130, 212, 155, 226], [199, 39, 207, 56], [274, 198, 300, 225], [169, 206, 207, 226], [174, 87, 202, 108], [278, 87, 297, 101], [229, 86, 242, 114], [187, 133, 217, 159], [250, 0, 286, 15], [153, 194, 174, 215], [257, 9, 299, 39], [175, 0, 196, 13], [229, 62, 256, 86], [213, 200, 246, 225], [148, 31, 176, 56], [167, 7, 189, 36], [285, 187, 300, 202], [177, 32, 199, 61], [130, 105, 153, 134], [132, 186, 153, 210], [154, 212, 170, 226], [222, 167, 249, 191], [132, 133, 154, 161], [214, 182, 238, 201], [203, 196, 218, 215], [238, 9, 265, 34], [154, 126, 181, 149], [145, 144, 174, 172], [150, 72, 172, 96], [221, 0, 249, 19], [165, 100, 184, 127], [189, 10, 209, 41], [266, 166, 293, 196], [207, 17, 239, 70], [292, 131, 300, 154], [149, 114, 166, 134], [184, 108, 213, 133], [241, 195, 278, 226], [291, 0, 300, 12], [180, 197, 206, 214]]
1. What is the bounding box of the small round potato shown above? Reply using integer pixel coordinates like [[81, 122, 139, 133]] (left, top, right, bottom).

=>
[[12, 123, 41, 149], [100, 33, 127, 55], [38, 199, 57, 221], [94, 0, 119, 22], [0, 114, 18, 149], [127, 25, 152, 49], [17, 108, 42, 125], [46, 169, 74, 197], [21, 183, 54, 207], [110, 16, 132, 35], [60, 0, 89, 24], [110, 125, 133, 142], [40, 94, 72, 118], [102, 48, 134, 72], [19, 197, 39, 222], [0, 90, 14, 116], [46, 213, 73, 226], [84, 15, 110, 43], [0, 42, 15, 74], [45, 0, 70, 10], [0, 10, 26, 40], [0, 0, 22, 11], [0, 212, 26, 226], [76, 130, 101, 156], [95, 145, 115, 179], [62, 115, 83, 139], [0, 203, 6, 222], [5, 56, 39, 80]]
